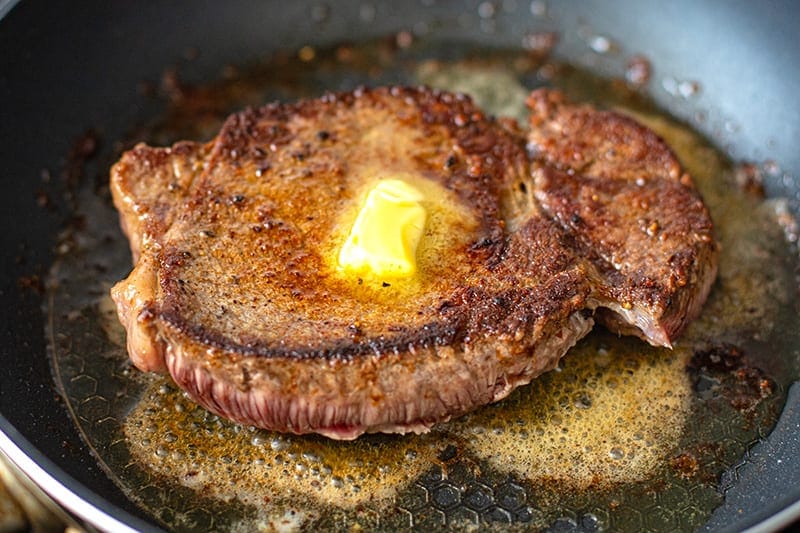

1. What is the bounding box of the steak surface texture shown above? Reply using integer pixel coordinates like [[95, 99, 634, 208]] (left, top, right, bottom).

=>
[[110, 86, 718, 439]]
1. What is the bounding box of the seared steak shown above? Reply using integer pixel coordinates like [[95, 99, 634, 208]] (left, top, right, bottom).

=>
[[110, 87, 718, 439], [526, 89, 718, 346]]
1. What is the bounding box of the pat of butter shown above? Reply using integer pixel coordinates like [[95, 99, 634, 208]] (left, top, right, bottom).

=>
[[339, 179, 427, 278]]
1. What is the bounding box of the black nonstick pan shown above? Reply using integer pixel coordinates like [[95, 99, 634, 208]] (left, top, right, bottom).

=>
[[1, 1, 799, 531]]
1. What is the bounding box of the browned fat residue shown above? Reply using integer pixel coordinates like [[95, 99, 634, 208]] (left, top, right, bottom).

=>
[[17, 274, 45, 294], [670, 452, 700, 479], [625, 55, 651, 86], [734, 162, 766, 198], [64, 130, 101, 195], [688, 344, 775, 414]]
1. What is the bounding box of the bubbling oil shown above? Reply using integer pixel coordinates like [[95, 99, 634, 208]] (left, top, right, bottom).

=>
[[125, 384, 442, 509], [123, 333, 693, 523], [450, 335, 691, 487], [48, 38, 799, 531]]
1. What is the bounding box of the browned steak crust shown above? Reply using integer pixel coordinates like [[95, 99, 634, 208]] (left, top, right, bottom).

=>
[[526, 89, 718, 345], [110, 86, 718, 439]]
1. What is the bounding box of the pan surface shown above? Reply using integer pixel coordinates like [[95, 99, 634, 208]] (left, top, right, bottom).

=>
[[1, 1, 799, 531]]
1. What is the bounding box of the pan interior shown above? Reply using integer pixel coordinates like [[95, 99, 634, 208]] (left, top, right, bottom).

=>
[[45, 39, 800, 531]]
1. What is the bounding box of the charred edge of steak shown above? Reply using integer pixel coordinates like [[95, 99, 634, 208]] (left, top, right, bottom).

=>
[[164, 309, 594, 440], [161, 267, 594, 438], [158, 304, 467, 362]]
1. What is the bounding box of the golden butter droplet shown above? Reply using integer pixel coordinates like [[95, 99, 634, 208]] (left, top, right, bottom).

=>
[[338, 179, 427, 277]]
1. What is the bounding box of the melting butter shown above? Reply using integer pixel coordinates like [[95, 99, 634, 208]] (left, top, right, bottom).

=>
[[338, 179, 427, 278]]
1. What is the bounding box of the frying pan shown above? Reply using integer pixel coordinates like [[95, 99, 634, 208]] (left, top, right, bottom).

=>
[[1, 0, 799, 531]]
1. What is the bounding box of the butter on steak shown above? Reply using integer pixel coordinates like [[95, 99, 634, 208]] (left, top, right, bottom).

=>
[[110, 87, 718, 439]]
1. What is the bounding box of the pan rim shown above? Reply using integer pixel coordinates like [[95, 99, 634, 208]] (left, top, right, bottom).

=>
[[1, 0, 799, 530], [0, 415, 157, 532]]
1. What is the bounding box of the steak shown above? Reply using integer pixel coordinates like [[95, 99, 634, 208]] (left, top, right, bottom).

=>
[[110, 86, 718, 439]]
